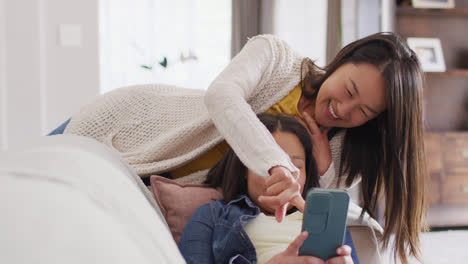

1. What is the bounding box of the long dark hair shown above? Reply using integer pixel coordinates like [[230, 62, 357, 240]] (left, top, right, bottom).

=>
[[204, 113, 319, 203], [301, 32, 427, 264]]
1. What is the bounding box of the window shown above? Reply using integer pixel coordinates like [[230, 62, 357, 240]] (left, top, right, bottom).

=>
[[99, 0, 231, 93]]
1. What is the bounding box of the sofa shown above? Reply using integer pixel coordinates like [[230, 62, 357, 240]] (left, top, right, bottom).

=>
[[0, 135, 389, 263]]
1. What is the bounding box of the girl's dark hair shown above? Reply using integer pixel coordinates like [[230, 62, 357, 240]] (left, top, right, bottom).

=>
[[300, 32, 427, 264], [204, 113, 319, 203]]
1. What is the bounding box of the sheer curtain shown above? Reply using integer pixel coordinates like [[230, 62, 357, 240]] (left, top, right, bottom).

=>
[[99, 0, 231, 93], [326, 0, 341, 64], [231, 0, 261, 58]]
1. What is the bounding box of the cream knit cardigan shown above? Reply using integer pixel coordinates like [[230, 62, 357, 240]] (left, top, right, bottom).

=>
[[64, 34, 358, 189]]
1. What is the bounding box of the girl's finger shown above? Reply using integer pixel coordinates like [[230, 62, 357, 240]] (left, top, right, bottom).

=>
[[260, 184, 301, 209], [290, 195, 306, 213], [285, 231, 309, 254], [260, 195, 286, 209], [302, 112, 321, 135], [275, 203, 288, 223], [297, 116, 314, 136], [265, 180, 291, 196], [336, 245, 352, 256], [265, 170, 293, 187], [265, 173, 299, 196], [322, 127, 329, 137]]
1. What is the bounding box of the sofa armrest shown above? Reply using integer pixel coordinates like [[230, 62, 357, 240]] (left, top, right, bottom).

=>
[[349, 225, 390, 264]]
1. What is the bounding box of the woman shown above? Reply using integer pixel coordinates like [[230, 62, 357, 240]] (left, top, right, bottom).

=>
[[63, 32, 426, 263], [179, 113, 357, 264]]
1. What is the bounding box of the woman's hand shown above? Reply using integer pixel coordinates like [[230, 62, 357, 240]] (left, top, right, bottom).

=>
[[302, 112, 332, 176], [259, 166, 305, 223], [266, 231, 325, 264]]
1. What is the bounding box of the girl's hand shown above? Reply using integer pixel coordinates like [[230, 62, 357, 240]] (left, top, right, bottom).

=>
[[302, 112, 332, 176], [326, 245, 354, 264], [259, 166, 305, 223], [266, 231, 325, 264]]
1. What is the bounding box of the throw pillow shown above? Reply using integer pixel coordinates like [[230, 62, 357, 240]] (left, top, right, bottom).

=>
[[150, 175, 223, 243]]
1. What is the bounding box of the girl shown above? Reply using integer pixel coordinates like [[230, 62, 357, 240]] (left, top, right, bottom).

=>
[[179, 113, 357, 264]]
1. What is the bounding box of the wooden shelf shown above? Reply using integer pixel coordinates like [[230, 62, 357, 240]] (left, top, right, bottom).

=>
[[427, 69, 468, 77], [396, 0, 468, 228], [397, 7, 468, 16]]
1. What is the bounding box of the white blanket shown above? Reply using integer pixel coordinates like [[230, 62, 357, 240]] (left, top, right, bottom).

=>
[[0, 135, 185, 264]]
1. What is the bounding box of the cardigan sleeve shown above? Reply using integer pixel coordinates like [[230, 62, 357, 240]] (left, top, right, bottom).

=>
[[204, 36, 299, 178]]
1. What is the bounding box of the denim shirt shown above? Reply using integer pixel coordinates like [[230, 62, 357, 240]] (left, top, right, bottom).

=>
[[178, 195, 360, 264]]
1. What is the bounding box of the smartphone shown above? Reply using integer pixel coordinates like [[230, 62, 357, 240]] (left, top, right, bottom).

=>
[[299, 188, 350, 260]]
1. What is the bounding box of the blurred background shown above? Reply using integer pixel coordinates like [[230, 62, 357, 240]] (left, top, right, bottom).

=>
[[2, 2, 468, 263], [0, 0, 387, 150]]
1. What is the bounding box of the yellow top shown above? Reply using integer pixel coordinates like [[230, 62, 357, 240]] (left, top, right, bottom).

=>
[[244, 211, 303, 264], [170, 141, 230, 178], [265, 84, 303, 118], [171, 84, 303, 178]]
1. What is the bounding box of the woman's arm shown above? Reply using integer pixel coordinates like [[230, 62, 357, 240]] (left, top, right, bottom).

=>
[[178, 204, 216, 264], [205, 35, 307, 222], [204, 35, 299, 178]]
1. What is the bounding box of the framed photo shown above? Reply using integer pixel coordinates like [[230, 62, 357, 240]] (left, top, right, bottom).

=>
[[412, 0, 455, 9], [407, 37, 446, 72]]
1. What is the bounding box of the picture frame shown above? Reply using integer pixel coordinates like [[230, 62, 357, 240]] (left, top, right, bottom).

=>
[[412, 0, 455, 9], [407, 37, 446, 72]]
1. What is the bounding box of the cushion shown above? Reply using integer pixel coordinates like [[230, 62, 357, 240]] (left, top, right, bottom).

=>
[[150, 176, 223, 243]]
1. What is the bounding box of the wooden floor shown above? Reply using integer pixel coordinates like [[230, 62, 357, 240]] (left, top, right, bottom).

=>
[[427, 204, 468, 228], [412, 230, 468, 264]]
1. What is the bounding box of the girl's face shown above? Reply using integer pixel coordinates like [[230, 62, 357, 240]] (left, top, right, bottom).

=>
[[313, 63, 387, 128], [246, 131, 306, 215]]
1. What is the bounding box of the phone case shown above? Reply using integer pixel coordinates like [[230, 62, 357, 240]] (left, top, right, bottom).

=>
[[299, 188, 350, 260]]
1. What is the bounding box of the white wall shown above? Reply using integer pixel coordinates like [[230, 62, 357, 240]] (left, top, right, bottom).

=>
[[0, 0, 326, 150], [341, 0, 388, 48], [271, 0, 328, 67], [1, 0, 99, 150], [381, 0, 395, 32], [42, 0, 99, 133], [341, 0, 358, 47], [0, 0, 7, 150], [3, 0, 42, 150], [357, 0, 380, 38]]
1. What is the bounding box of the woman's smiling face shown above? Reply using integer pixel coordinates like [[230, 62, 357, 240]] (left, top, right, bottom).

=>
[[314, 63, 387, 128]]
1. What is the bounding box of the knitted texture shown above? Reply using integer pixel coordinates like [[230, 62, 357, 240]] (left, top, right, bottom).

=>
[[64, 34, 352, 184], [203, 35, 304, 177], [64, 85, 219, 176]]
